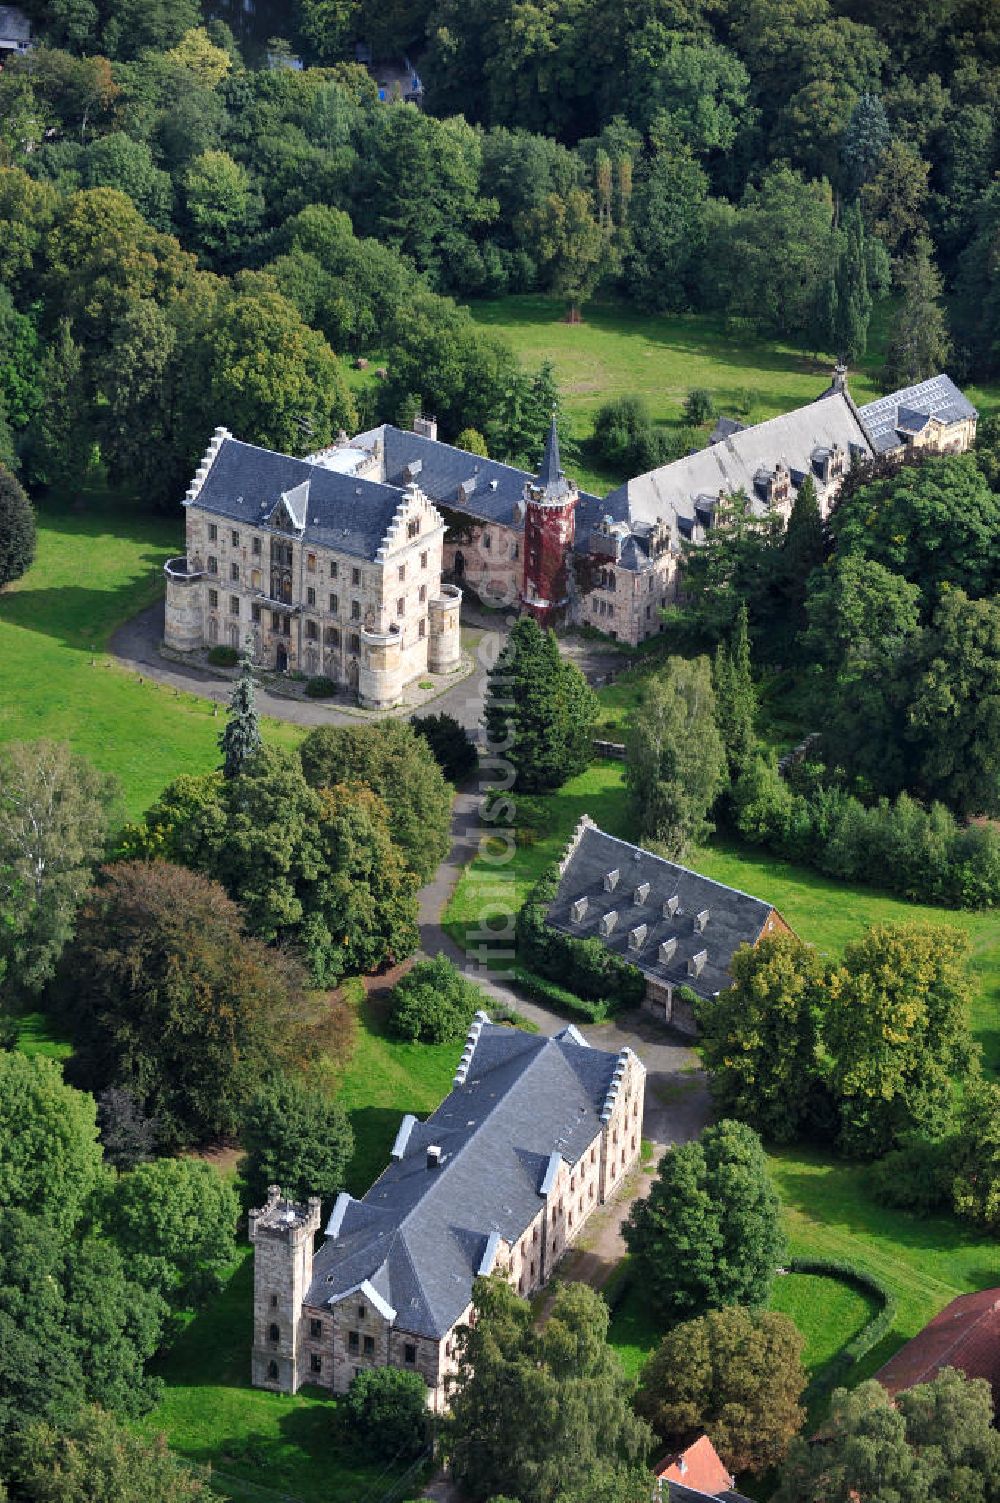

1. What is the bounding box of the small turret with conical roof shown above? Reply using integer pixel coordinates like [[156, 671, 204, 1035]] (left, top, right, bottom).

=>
[[521, 415, 579, 624]]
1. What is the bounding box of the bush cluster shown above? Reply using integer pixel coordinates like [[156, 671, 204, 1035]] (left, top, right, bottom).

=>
[[515, 866, 646, 1012], [589, 395, 696, 476], [411, 712, 478, 783], [304, 674, 336, 698], [388, 954, 487, 1044], [510, 965, 610, 1023], [786, 1258, 897, 1398], [207, 644, 239, 667], [732, 756, 1000, 908]]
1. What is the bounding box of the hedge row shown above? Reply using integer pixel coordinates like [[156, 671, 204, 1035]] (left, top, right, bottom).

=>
[[510, 966, 610, 1023], [788, 1256, 898, 1394], [515, 866, 646, 1013]]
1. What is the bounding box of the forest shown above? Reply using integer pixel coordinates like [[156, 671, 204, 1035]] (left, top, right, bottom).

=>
[[2, 0, 999, 515]]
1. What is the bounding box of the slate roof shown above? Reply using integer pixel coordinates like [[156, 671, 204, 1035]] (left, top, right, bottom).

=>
[[604, 390, 871, 547], [347, 424, 609, 549], [708, 416, 746, 446], [858, 374, 978, 455], [874, 1288, 1000, 1400], [0, 6, 31, 42], [188, 436, 408, 561], [306, 1023, 626, 1339], [549, 820, 782, 1001]]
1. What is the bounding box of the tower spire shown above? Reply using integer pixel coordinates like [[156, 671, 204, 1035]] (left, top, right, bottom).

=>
[[537, 415, 571, 497]]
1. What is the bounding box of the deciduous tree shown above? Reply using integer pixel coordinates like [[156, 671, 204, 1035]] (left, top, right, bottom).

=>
[[624, 656, 726, 855], [104, 1156, 239, 1310], [624, 1120, 784, 1322], [0, 1051, 103, 1233], [6, 1406, 205, 1503], [343, 1367, 429, 1459], [636, 1306, 806, 1474], [241, 1074, 353, 1212]]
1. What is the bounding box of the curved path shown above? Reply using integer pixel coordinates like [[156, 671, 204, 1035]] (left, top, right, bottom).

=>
[[110, 600, 492, 730]]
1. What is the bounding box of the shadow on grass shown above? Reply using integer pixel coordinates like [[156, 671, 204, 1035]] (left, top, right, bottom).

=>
[[345, 1105, 403, 1197], [0, 570, 168, 649]]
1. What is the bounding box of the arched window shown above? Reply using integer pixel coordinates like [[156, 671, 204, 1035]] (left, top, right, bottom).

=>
[[267, 1360, 278, 1381], [268, 1323, 279, 1343]]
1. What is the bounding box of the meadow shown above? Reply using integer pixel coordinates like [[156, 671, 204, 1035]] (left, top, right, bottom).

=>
[[0, 491, 301, 820]]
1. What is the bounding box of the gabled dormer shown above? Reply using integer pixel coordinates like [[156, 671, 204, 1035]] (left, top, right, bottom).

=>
[[267, 480, 310, 534]]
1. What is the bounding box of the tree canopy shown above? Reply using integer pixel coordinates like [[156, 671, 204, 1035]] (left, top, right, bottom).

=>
[[484, 618, 596, 795]]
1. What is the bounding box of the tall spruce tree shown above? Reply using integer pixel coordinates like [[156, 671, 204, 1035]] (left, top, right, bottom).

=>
[[0, 464, 36, 589], [832, 203, 872, 363], [882, 236, 951, 390], [713, 604, 757, 779], [840, 93, 891, 199], [484, 617, 596, 793], [781, 474, 825, 650], [218, 641, 261, 779]]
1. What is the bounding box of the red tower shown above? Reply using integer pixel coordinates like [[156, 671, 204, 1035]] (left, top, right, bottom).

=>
[[521, 418, 578, 626]]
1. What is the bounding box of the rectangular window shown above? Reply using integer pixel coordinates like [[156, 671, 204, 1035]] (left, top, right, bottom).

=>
[[306, 620, 318, 640], [251, 603, 261, 623], [482, 532, 491, 550], [231, 529, 239, 547], [420, 551, 428, 569], [348, 1331, 359, 1353], [363, 1335, 375, 1356], [307, 552, 316, 572], [272, 612, 281, 631], [207, 555, 218, 575], [358, 1305, 366, 1321], [404, 1343, 416, 1365], [208, 524, 218, 542], [396, 597, 405, 616], [208, 589, 218, 608], [310, 1353, 322, 1373], [418, 619, 425, 639], [270, 1294, 278, 1308], [351, 600, 360, 620], [283, 616, 291, 637], [307, 586, 316, 606], [329, 593, 338, 613], [351, 567, 361, 586], [398, 564, 406, 581], [407, 518, 420, 539], [324, 626, 340, 647], [349, 633, 360, 653], [419, 584, 427, 603], [252, 537, 261, 556], [229, 595, 239, 616], [330, 561, 338, 578], [231, 562, 240, 582]]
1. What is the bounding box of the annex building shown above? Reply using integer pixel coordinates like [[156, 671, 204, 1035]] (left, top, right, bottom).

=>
[[549, 818, 792, 1034], [163, 427, 461, 710], [249, 1018, 645, 1408], [312, 370, 975, 649]]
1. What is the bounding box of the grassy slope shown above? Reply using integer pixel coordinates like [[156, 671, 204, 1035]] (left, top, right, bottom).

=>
[[0, 494, 301, 819]]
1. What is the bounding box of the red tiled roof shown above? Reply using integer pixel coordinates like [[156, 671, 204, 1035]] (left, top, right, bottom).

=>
[[655, 1436, 734, 1496], [874, 1288, 1000, 1400]]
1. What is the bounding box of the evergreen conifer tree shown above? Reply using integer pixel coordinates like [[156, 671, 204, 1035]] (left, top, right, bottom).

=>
[[484, 616, 596, 792], [0, 464, 35, 588], [714, 603, 757, 779], [840, 93, 891, 198], [218, 641, 261, 778], [883, 236, 951, 389], [832, 204, 872, 363], [781, 474, 825, 650]]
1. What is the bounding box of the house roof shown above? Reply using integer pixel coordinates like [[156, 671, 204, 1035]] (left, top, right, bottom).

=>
[[306, 1022, 633, 1339], [343, 424, 610, 549], [604, 389, 872, 545], [188, 436, 411, 561], [0, 6, 31, 41], [708, 416, 746, 445], [874, 1288, 1000, 1399], [655, 1437, 734, 1495], [548, 819, 781, 1001], [858, 374, 978, 455]]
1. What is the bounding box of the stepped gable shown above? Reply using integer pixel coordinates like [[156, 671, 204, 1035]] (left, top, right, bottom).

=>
[[603, 388, 871, 540], [307, 1024, 620, 1339], [549, 820, 778, 1001], [189, 435, 405, 560], [857, 373, 978, 455], [349, 423, 610, 547]]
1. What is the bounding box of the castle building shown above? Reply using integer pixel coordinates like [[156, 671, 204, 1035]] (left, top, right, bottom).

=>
[[249, 1019, 645, 1409], [548, 818, 793, 1034], [162, 428, 462, 711]]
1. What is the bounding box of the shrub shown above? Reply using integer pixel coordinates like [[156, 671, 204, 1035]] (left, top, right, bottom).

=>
[[389, 954, 487, 1043], [0, 466, 36, 589], [411, 711, 478, 783], [207, 644, 238, 666], [304, 674, 336, 698], [510, 965, 609, 1023], [683, 388, 716, 425], [343, 1366, 429, 1460]]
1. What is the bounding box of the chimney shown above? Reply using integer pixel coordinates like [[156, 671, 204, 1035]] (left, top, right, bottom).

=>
[[831, 363, 847, 393], [413, 413, 437, 442], [427, 1144, 442, 1169]]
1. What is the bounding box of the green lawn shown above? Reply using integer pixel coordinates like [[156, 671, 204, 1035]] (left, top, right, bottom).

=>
[[137, 1250, 426, 1503], [608, 1268, 876, 1385], [0, 493, 301, 819]]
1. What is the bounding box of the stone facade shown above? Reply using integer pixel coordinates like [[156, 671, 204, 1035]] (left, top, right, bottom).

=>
[[163, 428, 461, 712], [249, 1027, 645, 1411]]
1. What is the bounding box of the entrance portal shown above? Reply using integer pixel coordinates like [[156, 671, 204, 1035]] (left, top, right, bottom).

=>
[[275, 642, 288, 672]]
